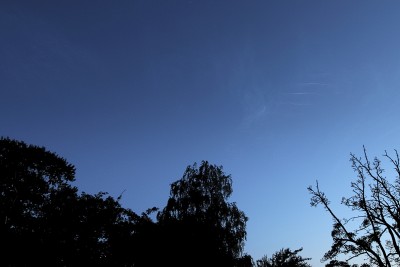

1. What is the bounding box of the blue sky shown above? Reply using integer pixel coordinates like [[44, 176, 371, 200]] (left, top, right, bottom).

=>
[[2, 1, 400, 265]]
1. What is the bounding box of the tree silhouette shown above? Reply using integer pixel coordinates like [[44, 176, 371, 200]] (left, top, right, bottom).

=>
[[1, 138, 262, 266], [256, 248, 311, 267], [0, 137, 77, 265], [0, 137, 138, 266], [235, 254, 255, 267], [309, 147, 400, 266], [325, 260, 371, 267], [325, 260, 351, 267], [155, 160, 248, 266]]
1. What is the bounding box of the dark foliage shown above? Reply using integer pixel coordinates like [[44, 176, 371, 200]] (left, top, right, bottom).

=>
[[1, 138, 254, 266], [236, 254, 255, 267], [150, 161, 248, 266], [325, 260, 352, 267], [256, 248, 312, 267], [0, 137, 138, 266], [3, 137, 318, 267], [325, 259, 370, 267]]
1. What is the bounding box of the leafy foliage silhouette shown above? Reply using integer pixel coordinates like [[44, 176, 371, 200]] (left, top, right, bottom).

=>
[[1, 138, 256, 266], [256, 248, 311, 267], [309, 147, 400, 267], [325, 259, 370, 267], [2, 137, 319, 266], [154, 161, 248, 266], [0, 137, 139, 266]]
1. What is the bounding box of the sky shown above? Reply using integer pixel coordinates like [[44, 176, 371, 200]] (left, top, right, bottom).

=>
[[2, 1, 400, 266]]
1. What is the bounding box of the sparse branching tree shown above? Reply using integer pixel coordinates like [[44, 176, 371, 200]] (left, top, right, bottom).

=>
[[308, 147, 400, 267]]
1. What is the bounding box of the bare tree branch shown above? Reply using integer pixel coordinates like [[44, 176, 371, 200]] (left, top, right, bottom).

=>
[[309, 148, 400, 266]]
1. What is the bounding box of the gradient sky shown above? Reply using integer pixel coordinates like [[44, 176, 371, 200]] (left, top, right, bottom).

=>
[[2, 1, 400, 266]]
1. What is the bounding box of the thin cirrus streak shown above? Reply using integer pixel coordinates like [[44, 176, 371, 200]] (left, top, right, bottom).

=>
[[279, 101, 311, 106], [285, 92, 316, 95], [284, 81, 336, 97], [299, 82, 330, 86]]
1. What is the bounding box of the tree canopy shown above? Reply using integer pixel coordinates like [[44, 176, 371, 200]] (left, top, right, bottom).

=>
[[256, 248, 311, 267], [0, 137, 139, 266], [3, 137, 335, 266], [1, 138, 256, 266], [256, 248, 312, 267], [155, 161, 248, 266]]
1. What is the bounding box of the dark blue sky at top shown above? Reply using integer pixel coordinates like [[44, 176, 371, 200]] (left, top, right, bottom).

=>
[[2, 1, 400, 265]]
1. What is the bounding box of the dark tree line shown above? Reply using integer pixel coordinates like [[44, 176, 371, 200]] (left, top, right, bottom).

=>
[[0, 137, 140, 266], [4, 137, 309, 267], [8, 137, 396, 267]]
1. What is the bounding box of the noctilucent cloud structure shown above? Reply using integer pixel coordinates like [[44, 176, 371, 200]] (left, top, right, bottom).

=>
[[2, 1, 400, 266]]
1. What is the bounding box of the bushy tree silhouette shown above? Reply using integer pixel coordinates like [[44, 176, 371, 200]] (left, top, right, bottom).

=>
[[256, 248, 311, 267], [309, 147, 400, 266], [154, 161, 248, 266], [0, 137, 138, 266], [325, 259, 370, 267], [1, 137, 76, 265], [1, 138, 259, 266], [236, 254, 255, 267]]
